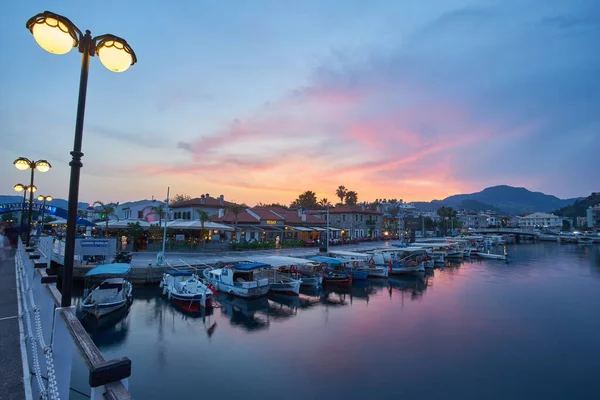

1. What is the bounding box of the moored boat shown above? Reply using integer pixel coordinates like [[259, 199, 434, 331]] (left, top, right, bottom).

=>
[[478, 252, 509, 261], [306, 256, 352, 286], [203, 263, 270, 298], [160, 269, 214, 309], [80, 263, 133, 319], [248, 255, 323, 288], [327, 250, 388, 278]]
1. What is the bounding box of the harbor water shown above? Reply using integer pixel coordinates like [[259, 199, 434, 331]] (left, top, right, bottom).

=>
[[71, 243, 600, 399]]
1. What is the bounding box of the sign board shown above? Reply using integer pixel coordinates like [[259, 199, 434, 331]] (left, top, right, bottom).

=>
[[74, 238, 117, 257], [175, 234, 185, 242], [266, 220, 277, 225]]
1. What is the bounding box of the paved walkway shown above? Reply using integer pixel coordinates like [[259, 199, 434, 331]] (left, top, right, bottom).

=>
[[0, 248, 25, 400]]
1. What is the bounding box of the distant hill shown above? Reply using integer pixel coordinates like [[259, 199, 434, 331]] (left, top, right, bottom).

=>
[[0, 195, 89, 210], [553, 192, 600, 218], [414, 185, 581, 215]]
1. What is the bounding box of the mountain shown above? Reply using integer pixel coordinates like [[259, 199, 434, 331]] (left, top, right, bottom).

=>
[[553, 192, 600, 219], [0, 195, 89, 210], [414, 186, 581, 215]]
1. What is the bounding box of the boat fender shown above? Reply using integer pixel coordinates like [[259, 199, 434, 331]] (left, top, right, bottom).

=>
[[368, 258, 375, 267], [159, 281, 164, 288], [352, 261, 359, 268], [167, 292, 172, 300], [162, 287, 167, 295]]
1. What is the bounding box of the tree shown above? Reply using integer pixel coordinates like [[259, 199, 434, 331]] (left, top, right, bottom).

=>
[[318, 198, 332, 209], [171, 193, 192, 204], [424, 217, 435, 231], [197, 210, 210, 249], [93, 201, 119, 237], [255, 202, 289, 210], [336, 185, 347, 204], [143, 204, 166, 226], [437, 206, 458, 234], [345, 191, 358, 205], [227, 203, 247, 242], [290, 191, 318, 209], [125, 222, 144, 251], [386, 201, 401, 236]]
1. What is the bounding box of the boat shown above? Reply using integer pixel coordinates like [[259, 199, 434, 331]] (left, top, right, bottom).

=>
[[203, 262, 270, 298], [248, 255, 323, 288], [160, 269, 214, 310], [258, 268, 302, 296], [306, 256, 352, 286], [478, 252, 509, 261], [327, 250, 385, 278], [366, 247, 426, 274], [577, 236, 594, 245], [80, 263, 133, 319]]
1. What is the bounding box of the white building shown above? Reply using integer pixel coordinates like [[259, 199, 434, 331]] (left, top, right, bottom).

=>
[[517, 212, 562, 230], [116, 199, 166, 222]]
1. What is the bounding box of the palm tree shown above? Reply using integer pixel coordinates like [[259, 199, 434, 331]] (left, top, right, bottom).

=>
[[93, 201, 119, 237], [336, 185, 347, 204], [143, 204, 166, 226], [386, 201, 401, 237], [197, 210, 210, 249], [227, 203, 247, 242], [318, 198, 332, 209], [345, 191, 358, 205]]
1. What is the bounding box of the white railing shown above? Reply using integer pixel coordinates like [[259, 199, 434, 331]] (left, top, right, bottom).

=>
[[16, 238, 133, 399]]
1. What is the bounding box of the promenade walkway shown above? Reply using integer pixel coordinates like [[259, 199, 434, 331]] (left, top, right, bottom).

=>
[[0, 248, 25, 400]]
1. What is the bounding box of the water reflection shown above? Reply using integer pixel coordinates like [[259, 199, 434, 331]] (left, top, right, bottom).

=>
[[75, 244, 600, 400]]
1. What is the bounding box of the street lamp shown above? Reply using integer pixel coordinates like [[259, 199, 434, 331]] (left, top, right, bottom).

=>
[[14, 158, 51, 246], [37, 195, 53, 234], [26, 10, 137, 307], [14, 183, 37, 240]]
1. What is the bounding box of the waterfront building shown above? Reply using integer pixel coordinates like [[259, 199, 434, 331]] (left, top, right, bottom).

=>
[[517, 212, 562, 230], [170, 194, 232, 219], [115, 199, 166, 222], [324, 205, 383, 239], [459, 212, 491, 229], [586, 205, 600, 231]]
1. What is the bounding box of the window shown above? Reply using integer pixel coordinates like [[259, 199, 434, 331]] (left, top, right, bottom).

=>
[[342, 214, 346, 222], [137, 210, 143, 219], [360, 215, 363, 222], [355, 215, 359, 222]]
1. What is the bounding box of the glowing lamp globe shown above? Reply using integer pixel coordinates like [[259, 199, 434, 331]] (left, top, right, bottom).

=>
[[28, 186, 37, 193], [97, 38, 136, 72], [14, 158, 31, 170], [37, 195, 44, 201], [35, 160, 52, 172], [47, 196, 53, 201], [28, 14, 78, 55], [14, 184, 25, 192]]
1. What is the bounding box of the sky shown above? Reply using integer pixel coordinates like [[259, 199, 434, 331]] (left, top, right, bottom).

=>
[[1, 0, 598, 206]]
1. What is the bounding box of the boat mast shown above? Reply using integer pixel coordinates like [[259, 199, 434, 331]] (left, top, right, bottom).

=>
[[159, 187, 170, 264]]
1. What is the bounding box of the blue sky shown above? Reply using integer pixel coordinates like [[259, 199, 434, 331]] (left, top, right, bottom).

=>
[[1, 0, 598, 205]]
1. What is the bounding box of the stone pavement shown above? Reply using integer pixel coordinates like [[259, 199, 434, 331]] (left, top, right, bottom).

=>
[[0, 248, 25, 400]]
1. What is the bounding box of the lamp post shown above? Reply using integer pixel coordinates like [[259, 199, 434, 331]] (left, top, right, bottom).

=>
[[13, 157, 50, 246], [14, 183, 37, 240], [26, 11, 137, 307], [37, 195, 52, 234]]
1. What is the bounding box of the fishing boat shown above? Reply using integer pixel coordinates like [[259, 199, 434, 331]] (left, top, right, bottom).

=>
[[248, 255, 323, 288], [327, 250, 388, 278], [478, 252, 509, 261], [371, 247, 427, 274], [160, 269, 214, 310], [203, 262, 270, 298], [306, 256, 352, 286], [80, 263, 133, 319]]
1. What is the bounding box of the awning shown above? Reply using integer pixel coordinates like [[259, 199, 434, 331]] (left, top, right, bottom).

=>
[[310, 227, 328, 231], [85, 263, 131, 276], [104, 219, 152, 229], [328, 227, 342, 231], [286, 226, 314, 232], [166, 219, 234, 231]]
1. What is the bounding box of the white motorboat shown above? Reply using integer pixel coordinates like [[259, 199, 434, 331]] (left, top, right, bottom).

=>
[[203, 262, 270, 298], [80, 263, 133, 319], [160, 269, 214, 309], [248, 255, 323, 288], [577, 236, 594, 245], [478, 252, 509, 261], [327, 250, 388, 278]]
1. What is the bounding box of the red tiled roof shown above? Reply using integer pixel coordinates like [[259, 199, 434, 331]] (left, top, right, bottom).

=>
[[270, 210, 327, 225], [171, 196, 234, 209], [328, 205, 383, 215], [249, 208, 285, 221], [210, 210, 259, 224]]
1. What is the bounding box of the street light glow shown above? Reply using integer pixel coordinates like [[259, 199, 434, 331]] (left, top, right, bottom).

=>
[[26, 12, 79, 55], [96, 37, 136, 72], [35, 160, 52, 172], [14, 158, 31, 170], [14, 184, 25, 192]]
